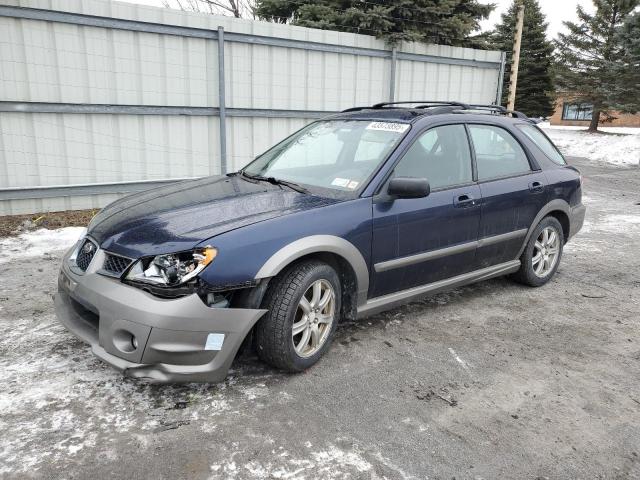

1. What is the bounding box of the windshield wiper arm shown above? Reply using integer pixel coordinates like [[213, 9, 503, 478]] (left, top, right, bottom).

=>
[[240, 171, 308, 194], [265, 177, 309, 194], [237, 170, 259, 183]]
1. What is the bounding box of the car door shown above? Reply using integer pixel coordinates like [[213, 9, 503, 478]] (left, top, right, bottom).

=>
[[467, 123, 548, 268], [370, 124, 481, 298]]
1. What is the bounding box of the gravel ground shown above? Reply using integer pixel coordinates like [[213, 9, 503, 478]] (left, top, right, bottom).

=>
[[1, 157, 639, 480]]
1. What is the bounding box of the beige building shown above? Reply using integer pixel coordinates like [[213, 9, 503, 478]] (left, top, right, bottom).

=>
[[550, 96, 640, 127]]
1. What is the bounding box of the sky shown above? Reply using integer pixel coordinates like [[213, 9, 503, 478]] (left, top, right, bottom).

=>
[[479, 0, 594, 38], [124, 0, 595, 40]]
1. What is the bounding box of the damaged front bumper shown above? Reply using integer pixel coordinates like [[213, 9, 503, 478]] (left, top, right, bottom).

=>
[[54, 247, 267, 383]]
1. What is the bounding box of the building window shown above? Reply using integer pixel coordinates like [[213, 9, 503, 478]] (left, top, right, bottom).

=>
[[562, 102, 594, 121]]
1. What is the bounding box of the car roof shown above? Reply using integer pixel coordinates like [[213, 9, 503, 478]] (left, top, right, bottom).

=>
[[328, 108, 428, 123], [325, 101, 533, 125]]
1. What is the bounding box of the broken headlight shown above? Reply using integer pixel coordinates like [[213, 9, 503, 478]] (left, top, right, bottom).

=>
[[125, 246, 217, 286]]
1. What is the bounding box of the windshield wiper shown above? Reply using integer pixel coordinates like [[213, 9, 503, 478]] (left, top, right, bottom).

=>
[[240, 171, 308, 194]]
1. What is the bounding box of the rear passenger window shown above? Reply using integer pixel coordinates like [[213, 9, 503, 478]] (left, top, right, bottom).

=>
[[469, 125, 531, 181], [517, 124, 566, 165], [393, 124, 472, 190]]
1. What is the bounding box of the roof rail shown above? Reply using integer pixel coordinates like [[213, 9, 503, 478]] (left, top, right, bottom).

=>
[[371, 100, 469, 109], [456, 104, 530, 119], [467, 104, 507, 113], [340, 106, 370, 113], [509, 110, 529, 119], [340, 101, 531, 120]]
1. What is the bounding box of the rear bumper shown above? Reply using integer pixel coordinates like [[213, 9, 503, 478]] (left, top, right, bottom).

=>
[[568, 203, 586, 240], [55, 248, 266, 383]]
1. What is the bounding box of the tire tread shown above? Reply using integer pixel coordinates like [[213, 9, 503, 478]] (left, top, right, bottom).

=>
[[255, 260, 337, 372], [512, 216, 564, 287]]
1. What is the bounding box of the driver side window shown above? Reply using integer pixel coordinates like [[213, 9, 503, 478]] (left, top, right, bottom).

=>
[[393, 124, 473, 190]]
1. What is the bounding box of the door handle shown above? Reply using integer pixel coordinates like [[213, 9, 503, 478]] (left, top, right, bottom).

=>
[[529, 181, 545, 193], [454, 193, 477, 208]]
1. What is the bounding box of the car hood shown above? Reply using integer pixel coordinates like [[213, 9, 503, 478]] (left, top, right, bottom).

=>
[[89, 175, 342, 258]]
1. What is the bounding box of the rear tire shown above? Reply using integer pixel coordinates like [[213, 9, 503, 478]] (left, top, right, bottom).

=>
[[255, 260, 341, 372], [512, 216, 564, 287]]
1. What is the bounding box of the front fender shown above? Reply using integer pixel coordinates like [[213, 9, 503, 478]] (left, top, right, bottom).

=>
[[196, 198, 373, 304], [255, 235, 369, 306]]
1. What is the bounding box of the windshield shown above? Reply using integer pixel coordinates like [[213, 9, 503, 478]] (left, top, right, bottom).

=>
[[242, 120, 409, 192]]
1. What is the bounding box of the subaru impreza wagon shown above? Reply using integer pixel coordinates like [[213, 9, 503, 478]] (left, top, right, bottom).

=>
[[55, 101, 586, 383]]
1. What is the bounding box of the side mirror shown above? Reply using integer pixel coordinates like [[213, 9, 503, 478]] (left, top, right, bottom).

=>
[[387, 177, 430, 199]]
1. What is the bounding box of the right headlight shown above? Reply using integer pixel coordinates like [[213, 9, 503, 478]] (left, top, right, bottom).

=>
[[125, 246, 217, 287]]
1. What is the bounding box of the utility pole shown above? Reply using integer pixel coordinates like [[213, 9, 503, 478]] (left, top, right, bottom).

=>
[[507, 2, 525, 111]]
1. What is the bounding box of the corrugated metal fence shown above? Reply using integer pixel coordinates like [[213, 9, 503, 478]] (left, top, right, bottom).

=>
[[0, 0, 506, 215]]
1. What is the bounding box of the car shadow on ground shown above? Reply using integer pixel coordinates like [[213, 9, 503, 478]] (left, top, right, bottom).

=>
[[227, 276, 527, 384]]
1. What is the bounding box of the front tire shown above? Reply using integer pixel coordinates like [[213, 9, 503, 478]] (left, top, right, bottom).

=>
[[512, 216, 564, 287], [255, 260, 341, 372]]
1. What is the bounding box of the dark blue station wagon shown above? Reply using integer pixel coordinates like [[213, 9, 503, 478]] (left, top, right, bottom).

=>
[[55, 101, 586, 383]]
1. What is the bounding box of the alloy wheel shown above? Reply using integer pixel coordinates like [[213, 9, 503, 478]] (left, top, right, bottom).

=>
[[292, 279, 336, 358], [532, 226, 560, 278]]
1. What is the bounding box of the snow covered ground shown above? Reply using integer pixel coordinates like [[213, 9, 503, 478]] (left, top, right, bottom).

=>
[[1, 157, 640, 479], [540, 122, 640, 167], [0, 227, 85, 264]]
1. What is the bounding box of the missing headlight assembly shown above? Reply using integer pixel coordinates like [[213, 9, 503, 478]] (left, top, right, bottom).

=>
[[122, 246, 218, 300], [125, 246, 217, 286], [122, 244, 259, 308]]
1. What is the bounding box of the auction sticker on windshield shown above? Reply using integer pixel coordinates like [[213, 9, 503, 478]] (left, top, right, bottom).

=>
[[366, 122, 410, 133], [331, 178, 350, 187]]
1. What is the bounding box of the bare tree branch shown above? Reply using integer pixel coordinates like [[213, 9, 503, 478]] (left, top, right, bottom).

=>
[[163, 0, 255, 18]]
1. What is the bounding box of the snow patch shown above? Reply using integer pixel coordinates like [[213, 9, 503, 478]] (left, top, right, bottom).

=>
[[540, 122, 640, 135], [239, 384, 269, 401], [448, 347, 470, 370], [210, 444, 376, 480], [311, 446, 372, 472], [0, 309, 273, 475], [0, 227, 85, 264], [540, 124, 640, 166], [594, 214, 640, 234], [565, 209, 640, 254]]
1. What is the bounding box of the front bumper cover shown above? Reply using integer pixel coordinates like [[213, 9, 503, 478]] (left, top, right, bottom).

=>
[[55, 246, 267, 383]]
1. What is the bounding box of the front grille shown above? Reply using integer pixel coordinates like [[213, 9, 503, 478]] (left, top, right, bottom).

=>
[[76, 239, 97, 271], [103, 253, 132, 276]]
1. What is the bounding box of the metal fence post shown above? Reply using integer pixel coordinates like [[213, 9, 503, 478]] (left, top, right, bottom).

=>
[[218, 26, 227, 174], [496, 51, 507, 106], [389, 46, 397, 102]]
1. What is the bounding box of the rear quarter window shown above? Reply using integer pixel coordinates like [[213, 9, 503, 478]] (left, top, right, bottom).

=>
[[517, 124, 566, 165]]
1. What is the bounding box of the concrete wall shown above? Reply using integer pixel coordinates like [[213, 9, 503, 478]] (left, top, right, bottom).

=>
[[0, 0, 505, 215]]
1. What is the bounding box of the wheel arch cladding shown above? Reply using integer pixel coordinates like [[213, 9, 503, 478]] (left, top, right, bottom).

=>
[[518, 199, 571, 258], [254, 235, 369, 312], [547, 210, 570, 243], [276, 251, 359, 323]]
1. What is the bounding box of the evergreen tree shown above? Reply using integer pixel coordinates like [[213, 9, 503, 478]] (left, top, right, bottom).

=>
[[490, 0, 555, 117], [555, 0, 639, 131], [254, 0, 494, 47], [607, 11, 640, 113]]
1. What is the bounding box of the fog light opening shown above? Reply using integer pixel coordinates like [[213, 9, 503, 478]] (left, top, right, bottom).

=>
[[113, 329, 139, 353]]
